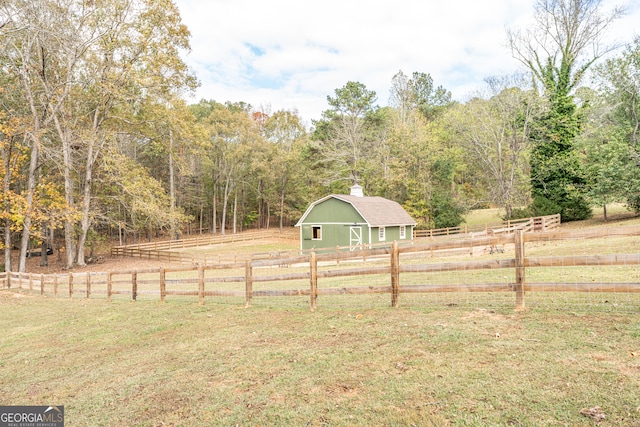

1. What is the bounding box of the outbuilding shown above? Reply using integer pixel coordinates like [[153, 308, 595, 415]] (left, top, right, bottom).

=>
[[295, 185, 417, 252]]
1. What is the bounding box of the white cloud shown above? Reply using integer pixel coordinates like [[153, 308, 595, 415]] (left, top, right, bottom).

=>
[[175, 0, 640, 122]]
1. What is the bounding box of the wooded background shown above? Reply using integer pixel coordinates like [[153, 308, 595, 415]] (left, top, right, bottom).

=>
[[2, 0, 639, 273]]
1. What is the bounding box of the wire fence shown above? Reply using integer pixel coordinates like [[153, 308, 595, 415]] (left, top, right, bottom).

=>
[[2, 225, 640, 313]]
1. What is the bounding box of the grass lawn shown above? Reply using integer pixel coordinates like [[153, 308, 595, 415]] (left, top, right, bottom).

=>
[[464, 207, 505, 227], [1, 293, 640, 426]]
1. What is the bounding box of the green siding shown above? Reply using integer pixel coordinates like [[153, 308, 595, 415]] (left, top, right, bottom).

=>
[[299, 198, 367, 251], [300, 224, 371, 251], [301, 225, 312, 240], [371, 225, 413, 244], [303, 198, 365, 224]]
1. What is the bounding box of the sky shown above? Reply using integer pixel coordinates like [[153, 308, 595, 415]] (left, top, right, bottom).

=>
[[174, 0, 640, 125]]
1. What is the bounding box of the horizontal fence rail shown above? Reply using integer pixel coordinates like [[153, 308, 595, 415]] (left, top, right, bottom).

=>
[[413, 214, 561, 239], [2, 223, 640, 311], [111, 229, 298, 259]]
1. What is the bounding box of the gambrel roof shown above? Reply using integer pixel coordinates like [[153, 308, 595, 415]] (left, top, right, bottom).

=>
[[296, 194, 417, 227]]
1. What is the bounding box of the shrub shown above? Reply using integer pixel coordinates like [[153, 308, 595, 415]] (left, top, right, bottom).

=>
[[431, 193, 466, 229], [627, 194, 640, 214], [559, 195, 593, 222]]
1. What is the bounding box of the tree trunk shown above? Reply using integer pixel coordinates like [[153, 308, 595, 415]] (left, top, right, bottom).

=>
[[2, 141, 13, 272], [18, 135, 40, 272], [257, 179, 263, 229], [213, 186, 217, 235], [221, 174, 231, 235], [265, 202, 270, 230], [4, 221, 11, 273], [39, 229, 48, 267], [279, 174, 287, 232], [169, 129, 177, 240], [233, 189, 238, 235], [76, 133, 97, 267], [53, 114, 77, 269], [17, 69, 46, 272]]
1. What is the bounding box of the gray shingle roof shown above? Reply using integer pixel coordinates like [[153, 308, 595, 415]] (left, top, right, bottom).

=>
[[331, 195, 417, 227]]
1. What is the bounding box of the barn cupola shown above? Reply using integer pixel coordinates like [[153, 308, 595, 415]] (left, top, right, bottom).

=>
[[350, 184, 363, 197]]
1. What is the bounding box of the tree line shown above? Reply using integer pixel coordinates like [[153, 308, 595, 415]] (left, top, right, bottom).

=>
[[1, 0, 639, 272]]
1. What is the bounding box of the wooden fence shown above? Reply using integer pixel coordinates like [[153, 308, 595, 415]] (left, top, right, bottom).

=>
[[2, 224, 639, 311], [111, 228, 297, 252], [413, 214, 561, 239], [110, 229, 298, 264], [110, 214, 561, 266]]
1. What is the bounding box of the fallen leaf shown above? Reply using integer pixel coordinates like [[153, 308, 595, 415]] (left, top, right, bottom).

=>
[[395, 362, 407, 372], [580, 406, 605, 422]]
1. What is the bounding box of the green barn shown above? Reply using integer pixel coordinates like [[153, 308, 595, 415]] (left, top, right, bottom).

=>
[[296, 185, 417, 252]]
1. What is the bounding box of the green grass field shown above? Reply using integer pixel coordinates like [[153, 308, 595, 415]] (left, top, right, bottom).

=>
[[1, 294, 640, 426], [2, 209, 640, 426]]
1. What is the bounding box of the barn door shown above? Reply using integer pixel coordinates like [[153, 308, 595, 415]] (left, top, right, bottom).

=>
[[349, 226, 362, 251]]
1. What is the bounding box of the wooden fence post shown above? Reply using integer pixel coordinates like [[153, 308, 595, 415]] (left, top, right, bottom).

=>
[[40, 274, 44, 295], [69, 273, 73, 299], [86, 272, 91, 299], [198, 265, 205, 305], [245, 260, 253, 307], [107, 273, 113, 302], [391, 241, 400, 308], [29, 273, 33, 293], [160, 268, 166, 302], [132, 271, 137, 301], [514, 229, 526, 310], [310, 251, 318, 311], [53, 274, 58, 297]]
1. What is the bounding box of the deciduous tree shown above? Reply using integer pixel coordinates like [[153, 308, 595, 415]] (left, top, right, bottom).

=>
[[447, 76, 540, 218], [311, 81, 379, 189], [201, 103, 263, 235], [0, 106, 28, 271], [507, 0, 624, 221], [0, 0, 86, 270], [2, 0, 197, 268], [262, 110, 307, 230], [592, 36, 640, 212], [389, 70, 453, 124]]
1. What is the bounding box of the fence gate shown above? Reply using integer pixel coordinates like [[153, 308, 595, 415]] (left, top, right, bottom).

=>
[[350, 226, 362, 251]]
